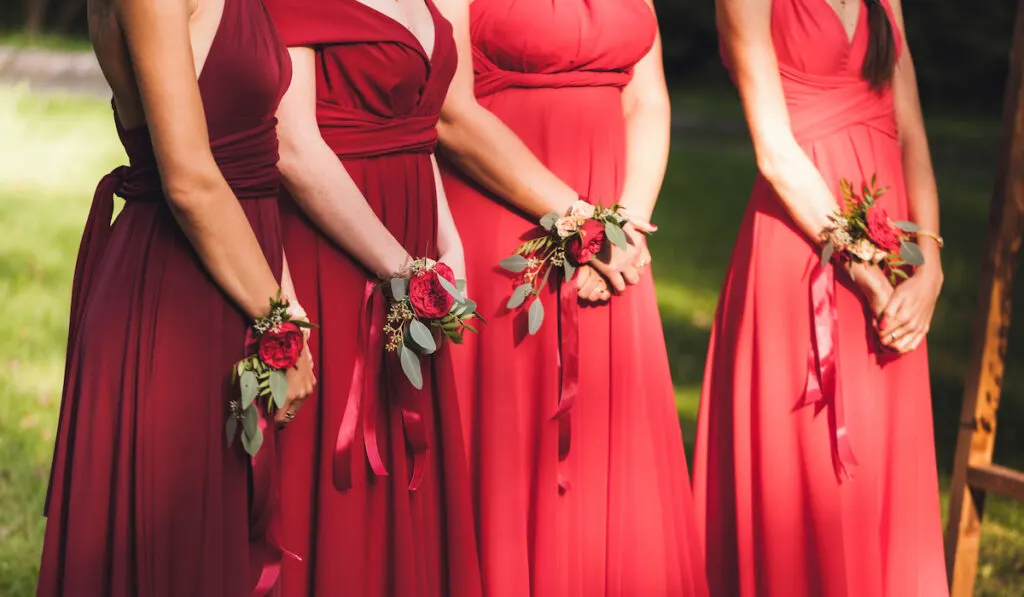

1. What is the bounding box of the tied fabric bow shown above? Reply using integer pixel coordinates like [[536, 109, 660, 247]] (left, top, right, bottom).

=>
[[333, 280, 430, 493]]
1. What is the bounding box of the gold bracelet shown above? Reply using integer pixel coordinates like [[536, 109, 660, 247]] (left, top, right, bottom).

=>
[[915, 229, 944, 249]]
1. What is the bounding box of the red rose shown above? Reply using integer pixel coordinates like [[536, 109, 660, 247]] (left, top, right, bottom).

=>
[[865, 206, 901, 252], [409, 263, 456, 319], [258, 322, 304, 369], [565, 219, 606, 264]]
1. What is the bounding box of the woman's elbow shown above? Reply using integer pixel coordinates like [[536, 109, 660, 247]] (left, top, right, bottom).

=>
[[162, 169, 223, 219]]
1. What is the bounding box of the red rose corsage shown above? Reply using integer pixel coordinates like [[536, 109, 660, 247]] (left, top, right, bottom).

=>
[[227, 291, 316, 456], [498, 198, 636, 333], [382, 258, 482, 389], [820, 176, 926, 283]]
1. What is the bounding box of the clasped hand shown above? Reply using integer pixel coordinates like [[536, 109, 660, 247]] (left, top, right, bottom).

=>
[[856, 261, 943, 354], [577, 216, 656, 303]]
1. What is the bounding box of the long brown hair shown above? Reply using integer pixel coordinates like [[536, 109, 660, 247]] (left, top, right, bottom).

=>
[[861, 0, 897, 90]]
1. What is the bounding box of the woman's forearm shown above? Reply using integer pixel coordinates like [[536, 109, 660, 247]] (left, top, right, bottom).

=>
[[432, 155, 463, 259], [894, 54, 942, 266], [168, 180, 281, 320], [279, 142, 410, 278], [618, 94, 672, 221], [438, 103, 578, 219]]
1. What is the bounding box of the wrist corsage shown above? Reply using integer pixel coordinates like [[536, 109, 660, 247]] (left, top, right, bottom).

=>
[[820, 176, 930, 283], [227, 291, 316, 456], [383, 258, 482, 389], [498, 198, 633, 334]]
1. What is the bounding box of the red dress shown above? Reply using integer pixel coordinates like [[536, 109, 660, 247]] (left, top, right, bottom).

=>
[[439, 0, 708, 595], [692, 2, 948, 595], [37, 0, 293, 595], [262, 2, 482, 596]]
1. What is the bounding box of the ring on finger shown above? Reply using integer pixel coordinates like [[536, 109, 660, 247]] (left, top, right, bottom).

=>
[[284, 410, 296, 421]]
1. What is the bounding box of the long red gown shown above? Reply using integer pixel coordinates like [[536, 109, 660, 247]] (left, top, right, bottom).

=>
[[692, 1, 949, 595], [37, 0, 293, 594], [439, 0, 708, 595], [262, 2, 482, 596]]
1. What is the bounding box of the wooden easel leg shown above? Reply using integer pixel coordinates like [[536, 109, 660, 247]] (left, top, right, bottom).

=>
[[943, 0, 1024, 593]]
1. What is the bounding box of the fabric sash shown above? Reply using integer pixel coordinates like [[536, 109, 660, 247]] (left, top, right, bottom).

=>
[[472, 46, 633, 99], [782, 66, 897, 482], [333, 280, 430, 493]]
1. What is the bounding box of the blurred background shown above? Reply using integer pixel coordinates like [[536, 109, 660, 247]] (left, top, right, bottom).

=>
[[0, 0, 1022, 594]]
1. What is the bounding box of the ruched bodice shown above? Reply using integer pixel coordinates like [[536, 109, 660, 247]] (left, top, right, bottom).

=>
[[469, 0, 655, 97], [265, 0, 456, 159]]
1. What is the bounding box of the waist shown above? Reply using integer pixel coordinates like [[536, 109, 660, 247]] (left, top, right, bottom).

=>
[[780, 68, 897, 144], [115, 119, 284, 202], [474, 68, 631, 99], [318, 108, 439, 159]]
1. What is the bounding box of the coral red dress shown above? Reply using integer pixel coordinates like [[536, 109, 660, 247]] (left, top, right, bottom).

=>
[[38, 0, 293, 595], [439, 0, 708, 595], [692, 1, 948, 596], [263, 2, 482, 596]]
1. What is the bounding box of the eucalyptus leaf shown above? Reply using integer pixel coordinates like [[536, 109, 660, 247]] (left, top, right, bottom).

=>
[[240, 370, 259, 409], [820, 241, 834, 269], [437, 274, 465, 303], [456, 279, 467, 292], [539, 212, 559, 231], [900, 241, 925, 267], [243, 404, 259, 440], [269, 369, 288, 410], [528, 298, 544, 335], [507, 284, 533, 309], [409, 319, 437, 354], [462, 298, 478, 316], [390, 277, 408, 301], [605, 222, 628, 250], [399, 343, 424, 390], [893, 220, 921, 233], [463, 323, 478, 334], [499, 254, 530, 273], [241, 425, 264, 457], [225, 416, 238, 447], [563, 260, 576, 281]]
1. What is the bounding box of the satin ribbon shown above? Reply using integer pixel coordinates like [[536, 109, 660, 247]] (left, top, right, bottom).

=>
[[552, 278, 580, 492], [801, 263, 858, 482], [333, 280, 429, 493]]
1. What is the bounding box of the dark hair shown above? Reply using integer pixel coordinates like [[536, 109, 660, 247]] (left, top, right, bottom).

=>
[[861, 0, 897, 90]]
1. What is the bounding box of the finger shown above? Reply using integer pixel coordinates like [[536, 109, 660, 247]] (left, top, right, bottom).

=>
[[597, 288, 612, 302], [606, 272, 627, 293], [881, 308, 917, 344], [589, 283, 608, 302], [890, 322, 925, 353], [623, 266, 641, 286], [576, 266, 592, 289], [625, 217, 657, 233]]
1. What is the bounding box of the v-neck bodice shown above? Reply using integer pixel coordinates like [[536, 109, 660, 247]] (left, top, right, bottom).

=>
[[265, 0, 456, 158]]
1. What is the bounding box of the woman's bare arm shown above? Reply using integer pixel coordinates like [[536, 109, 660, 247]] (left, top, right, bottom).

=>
[[877, 0, 944, 352], [275, 47, 411, 278], [618, 0, 672, 223], [117, 0, 281, 319], [718, 0, 892, 311], [434, 0, 579, 218]]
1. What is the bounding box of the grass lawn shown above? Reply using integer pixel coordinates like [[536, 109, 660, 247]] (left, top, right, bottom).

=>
[[0, 84, 1021, 594]]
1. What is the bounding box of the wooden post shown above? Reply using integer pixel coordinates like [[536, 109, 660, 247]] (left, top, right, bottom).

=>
[[944, 0, 1024, 594]]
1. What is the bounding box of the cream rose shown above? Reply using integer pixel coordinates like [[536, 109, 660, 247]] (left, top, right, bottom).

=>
[[555, 216, 579, 238]]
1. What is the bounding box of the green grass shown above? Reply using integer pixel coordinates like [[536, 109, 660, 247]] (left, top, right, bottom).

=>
[[0, 85, 1021, 594], [0, 32, 91, 52]]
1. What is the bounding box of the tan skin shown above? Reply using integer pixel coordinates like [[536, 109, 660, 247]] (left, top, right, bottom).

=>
[[433, 0, 668, 303], [718, 0, 942, 354], [274, 0, 466, 292], [90, 0, 315, 424]]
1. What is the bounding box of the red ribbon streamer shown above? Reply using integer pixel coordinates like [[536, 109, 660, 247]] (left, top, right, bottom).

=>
[[553, 277, 580, 492], [802, 262, 858, 482], [333, 280, 429, 493]]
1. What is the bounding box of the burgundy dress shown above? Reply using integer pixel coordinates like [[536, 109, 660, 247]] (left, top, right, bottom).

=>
[[37, 0, 293, 595], [439, 0, 709, 594], [693, 1, 948, 595], [263, 2, 482, 596]]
